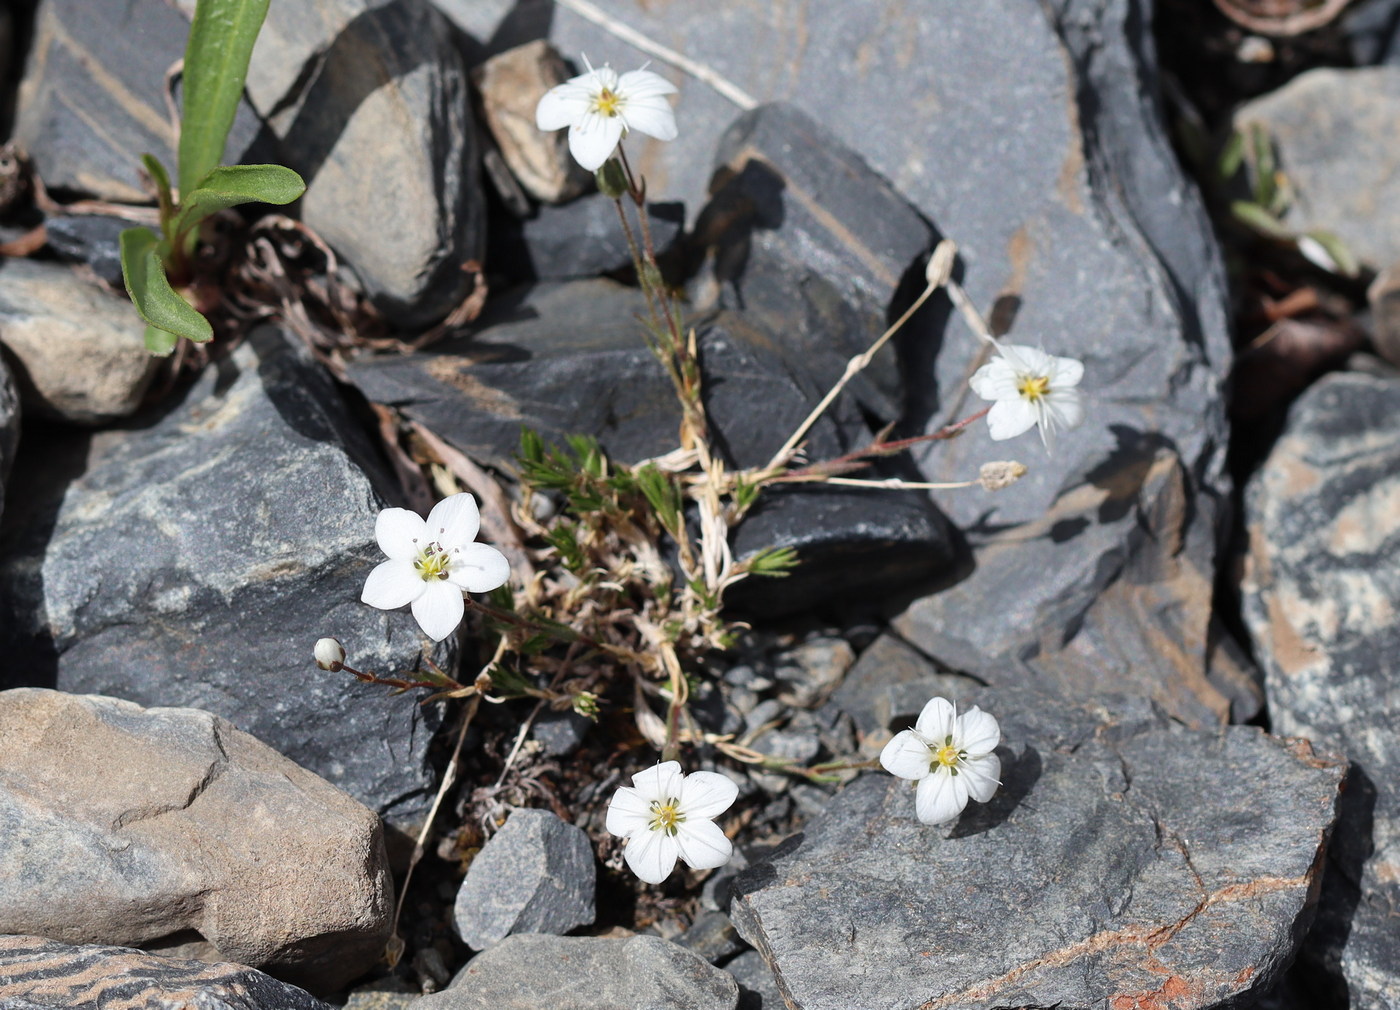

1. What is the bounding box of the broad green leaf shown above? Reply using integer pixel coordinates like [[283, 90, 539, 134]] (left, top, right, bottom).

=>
[[171, 164, 306, 244], [1230, 200, 1293, 241], [120, 226, 214, 345], [178, 0, 271, 198], [144, 323, 180, 356], [140, 153, 175, 230], [1298, 231, 1360, 278]]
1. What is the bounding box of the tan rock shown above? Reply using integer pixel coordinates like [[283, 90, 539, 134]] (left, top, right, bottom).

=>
[[0, 259, 159, 424], [473, 41, 591, 204], [0, 689, 393, 994]]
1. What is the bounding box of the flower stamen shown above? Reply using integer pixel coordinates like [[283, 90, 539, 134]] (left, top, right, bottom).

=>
[[1016, 374, 1051, 402], [593, 88, 622, 117], [648, 797, 685, 836], [413, 542, 452, 581], [934, 743, 962, 770]]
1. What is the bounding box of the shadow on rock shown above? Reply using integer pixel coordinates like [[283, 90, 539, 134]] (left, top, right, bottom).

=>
[[949, 744, 1042, 838]]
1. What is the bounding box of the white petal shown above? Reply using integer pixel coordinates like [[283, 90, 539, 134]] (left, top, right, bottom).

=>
[[915, 770, 969, 825], [361, 559, 424, 610], [879, 730, 933, 781], [375, 508, 426, 561], [426, 493, 480, 550], [583, 64, 619, 91], [446, 542, 511, 594], [1048, 353, 1084, 388], [535, 83, 593, 131], [957, 706, 1001, 756], [621, 94, 678, 142], [568, 113, 625, 171], [968, 358, 1019, 401], [605, 785, 652, 838], [1041, 388, 1085, 433], [985, 397, 1039, 441], [623, 826, 680, 885], [630, 761, 684, 803], [410, 581, 465, 642], [678, 771, 738, 820], [997, 342, 1054, 376], [914, 697, 956, 743], [617, 68, 677, 99], [674, 817, 733, 872], [960, 753, 1002, 803]]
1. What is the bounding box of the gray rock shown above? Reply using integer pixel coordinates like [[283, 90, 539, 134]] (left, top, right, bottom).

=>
[[1234, 68, 1400, 270], [530, 708, 592, 757], [472, 40, 591, 204], [44, 214, 128, 288], [731, 686, 1346, 1010], [1240, 371, 1400, 1008], [12, 0, 266, 202], [421, 933, 739, 1010], [0, 326, 445, 820], [0, 934, 333, 1010], [0, 689, 391, 993], [347, 279, 955, 617], [826, 633, 980, 750], [452, 808, 595, 950], [0, 349, 18, 517], [675, 911, 746, 966], [1368, 259, 1400, 369], [725, 950, 784, 1010], [0, 258, 160, 424], [243, 0, 485, 327], [517, 195, 684, 280], [1345, 0, 1400, 65], [774, 636, 854, 710], [536, 0, 1238, 728]]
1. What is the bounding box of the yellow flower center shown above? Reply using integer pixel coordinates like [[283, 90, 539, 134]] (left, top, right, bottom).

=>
[[413, 543, 452, 582], [1016, 374, 1051, 402], [934, 742, 963, 771], [648, 798, 685, 836], [593, 88, 622, 117]]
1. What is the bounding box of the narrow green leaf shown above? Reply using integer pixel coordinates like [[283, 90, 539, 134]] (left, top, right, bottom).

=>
[[746, 546, 799, 578], [120, 227, 214, 344], [1216, 130, 1244, 181], [178, 0, 272, 198], [141, 153, 176, 231], [171, 164, 306, 243], [144, 323, 180, 356], [1229, 201, 1294, 241], [1298, 231, 1360, 278]]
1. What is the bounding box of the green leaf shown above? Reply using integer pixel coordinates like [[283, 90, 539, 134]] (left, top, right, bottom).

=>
[[120, 226, 214, 345], [171, 164, 306, 245], [1216, 130, 1244, 182], [178, 0, 272, 198], [1298, 230, 1360, 278], [1229, 201, 1294, 241], [746, 546, 799, 578], [141, 153, 176, 230], [144, 323, 180, 356]]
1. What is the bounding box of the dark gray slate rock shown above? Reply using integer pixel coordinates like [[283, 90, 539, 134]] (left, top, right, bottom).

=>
[[348, 279, 955, 617], [726, 950, 783, 1010], [675, 911, 745, 966], [1345, 0, 1400, 65], [731, 686, 1345, 1010], [44, 214, 128, 288], [240, 0, 485, 327], [0, 689, 391, 994], [515, 195, 683, 280], [0, 326, 444, 821], [1240, 371, 1400, 1008], [1234, 68, 1400, 270], [0, 348, 17, 520], [525, 0, 1237, 727], [12, 0, 266, 202], [421, 933, 739, 1010], [0, 935, 332, 1010], [452, 808, 595, 950], [530, 707, 592, 756]]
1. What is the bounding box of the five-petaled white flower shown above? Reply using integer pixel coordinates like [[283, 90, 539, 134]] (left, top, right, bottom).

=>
[[969, 342, 1085, 451], [535, 58, 678, 172], [880, 697, 1001, 826], [361, 493, 511, 642], [606, 761, 737, 884]]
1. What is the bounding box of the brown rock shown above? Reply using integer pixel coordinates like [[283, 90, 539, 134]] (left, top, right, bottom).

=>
[[0, 259, 159, 424], [0, 689, 392, 994], [473, 41, 591, 204]]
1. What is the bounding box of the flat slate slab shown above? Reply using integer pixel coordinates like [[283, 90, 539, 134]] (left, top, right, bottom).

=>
[[731, 687, 1345, 1010]]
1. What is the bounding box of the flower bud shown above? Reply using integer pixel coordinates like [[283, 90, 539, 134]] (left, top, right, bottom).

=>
[[595, 158, 629, 199], [314, 637, 346, 671], [978, 460, 1028, 491]]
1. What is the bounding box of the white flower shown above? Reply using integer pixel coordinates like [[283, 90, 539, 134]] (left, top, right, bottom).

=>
[[314, 637, 346, 671], [969, 342, 1085, 450], [605, 761, 737, 884], [880, 697, 1001, 825], [360, 493, 511, 642], [535, 58, 678, 172]]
